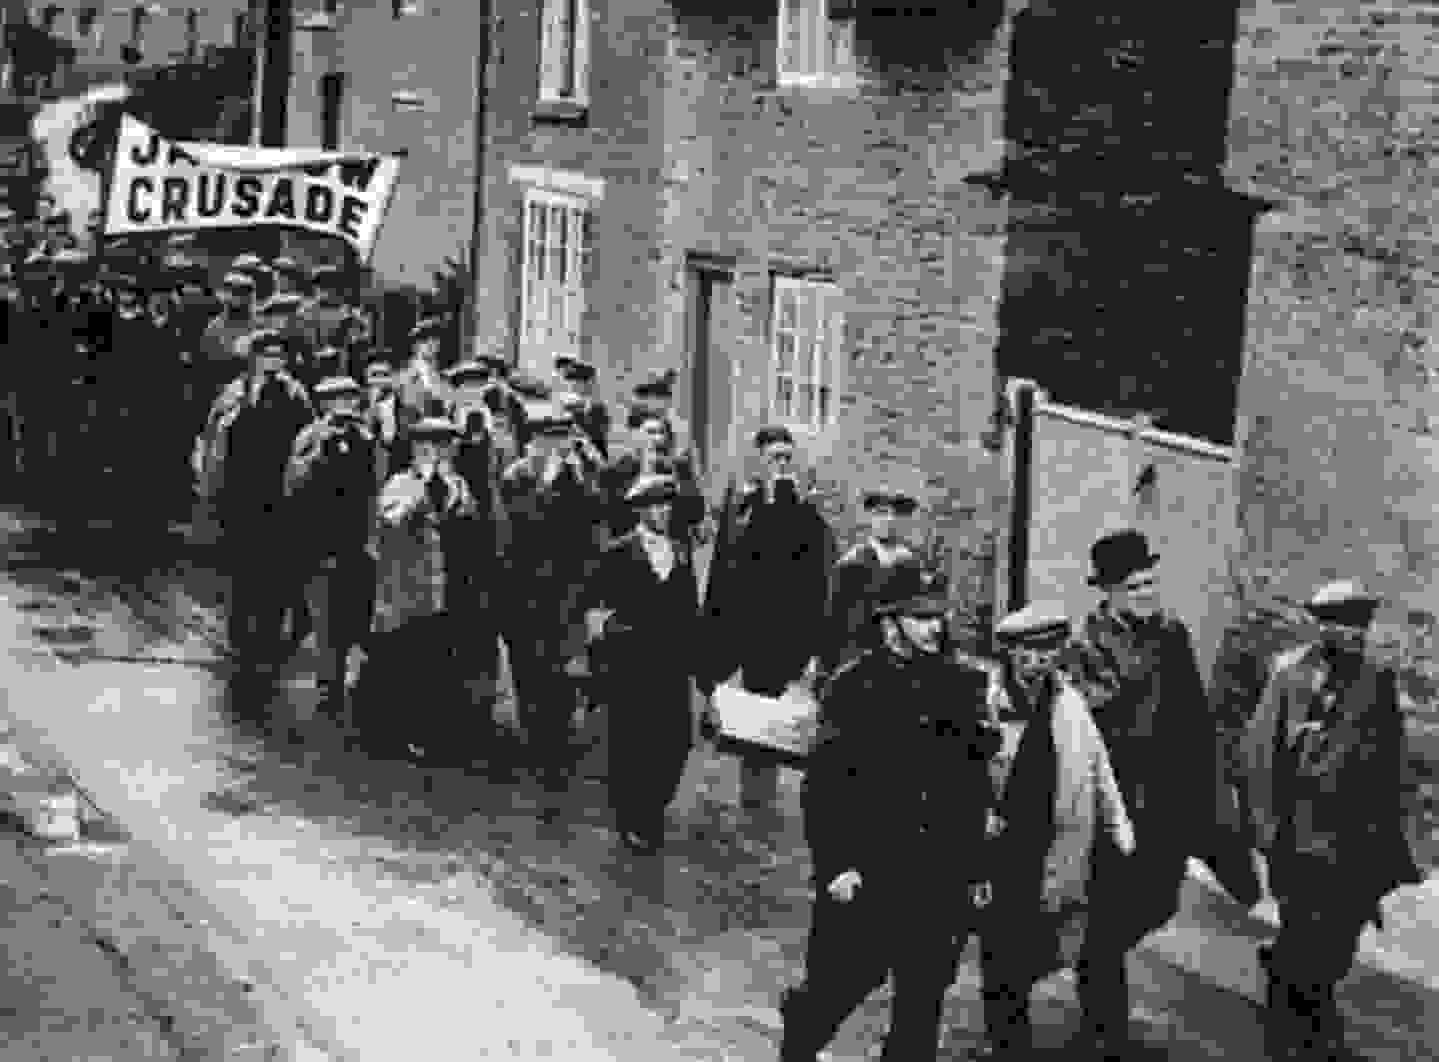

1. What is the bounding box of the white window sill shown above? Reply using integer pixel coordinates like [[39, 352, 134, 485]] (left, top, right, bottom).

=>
[[774, 73, 872, 91], [533, 97, 589, 122]]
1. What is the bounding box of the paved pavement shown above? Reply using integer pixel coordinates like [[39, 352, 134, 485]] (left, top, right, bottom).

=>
[[0, 512, 1434, 1060]]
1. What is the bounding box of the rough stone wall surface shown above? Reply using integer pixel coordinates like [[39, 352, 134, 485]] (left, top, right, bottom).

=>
[[1224, 0, 1439, 705], [659, 5, 1012, 605]]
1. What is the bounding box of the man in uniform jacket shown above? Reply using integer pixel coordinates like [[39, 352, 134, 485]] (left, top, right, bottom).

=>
[[586, 473, 716, 853], [1241, 580, 1422, 1061], [978, 603, 1135, 1060], [499, 408, 607, 789], [821, 488, 925, 675], [1062, 528, 1223, 1054], [779, 580, 996, 1062], [286, 376, 381, 717], [707, 426, 834, 696]]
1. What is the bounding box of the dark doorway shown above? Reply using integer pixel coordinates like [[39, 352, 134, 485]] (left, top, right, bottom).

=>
[[683, 254, 735, 484]]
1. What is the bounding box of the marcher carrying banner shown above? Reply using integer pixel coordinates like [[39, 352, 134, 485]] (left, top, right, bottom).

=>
[[103, 115, 402, 260]]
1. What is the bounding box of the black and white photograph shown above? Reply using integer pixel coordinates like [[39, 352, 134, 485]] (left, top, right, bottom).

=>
[[0, 0, 1433, 1058]]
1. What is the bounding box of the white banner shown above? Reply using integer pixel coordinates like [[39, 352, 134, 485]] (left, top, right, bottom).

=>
[[103, 115, 402, 260]]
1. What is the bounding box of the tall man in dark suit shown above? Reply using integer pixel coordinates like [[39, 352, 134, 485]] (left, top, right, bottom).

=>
[[587, 473, 717, 853], [822, 488, 926, 676], [707, 426, 834, 696], [500, 408, 607, 790], [1063, 528, 1223, 1055], [1242, 580, 1422, 1061]]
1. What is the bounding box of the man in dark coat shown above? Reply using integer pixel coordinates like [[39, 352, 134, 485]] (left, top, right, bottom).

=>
[[1063, 528, 1223, 1055], [707, 426, 834, 696], [779, 581, 995, 1062], [1242, 580, 1422, 1061], [587, 473, 716, 853], [554, 355, 611, 460], [207, 330, 316, 685], [499, 408, 607, 791], [199, 272, 258, 414], [822, 488, 926, 675], [285, 375, 380, 718], [603, 408, 705, 541]]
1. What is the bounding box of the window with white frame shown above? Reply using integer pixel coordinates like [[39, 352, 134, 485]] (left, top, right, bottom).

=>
[[770, 274, 843, 430], [538, 0, 590, 107], [777, 0, 858, 85], [520, 186, 594, 375]]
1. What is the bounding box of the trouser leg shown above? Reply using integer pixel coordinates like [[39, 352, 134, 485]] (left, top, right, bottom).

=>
[[780, 894, 890, 1061], [979, 913, 1037, 1055], [1075, 930, 1130, 1045], [1267, 870, 1367, 1060], [883, 945, 961, 1062]]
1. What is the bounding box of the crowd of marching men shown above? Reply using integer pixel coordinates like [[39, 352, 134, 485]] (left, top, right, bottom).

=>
[[1, 219, 1423, 1061]]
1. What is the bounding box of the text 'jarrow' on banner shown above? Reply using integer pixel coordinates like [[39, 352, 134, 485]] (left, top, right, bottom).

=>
[[103, 115, 402, 260]]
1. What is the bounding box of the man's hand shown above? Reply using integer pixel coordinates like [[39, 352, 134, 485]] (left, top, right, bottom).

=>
[[985, 810, 1006, 840], [1114, 821, 1137, 856], [585, 608, 614, 642], [827, 870, 862, 903]]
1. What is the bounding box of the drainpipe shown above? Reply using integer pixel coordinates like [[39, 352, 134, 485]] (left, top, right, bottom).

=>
[[466, 0, 492, 358], [251, 0, 292, 148], [1005, 378, 1041, 613]]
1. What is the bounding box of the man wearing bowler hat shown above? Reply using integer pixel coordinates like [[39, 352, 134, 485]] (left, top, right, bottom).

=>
[[778, 577, 995, 1062], [499, 406, 607, 791], [1064, 528, 1222, 1055], [586, 472, 716, 853], [822, 488, 926, 675], [1241, 580, 1421, 1061]]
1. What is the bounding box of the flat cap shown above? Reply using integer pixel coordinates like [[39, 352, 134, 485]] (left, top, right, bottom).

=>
[[258, 291, 305, 315], [754, 425, 795, 450], [633, 368, 678, 400], [509, 374, 552, 401], [270, 255, 305, 276], [1304, 579, 1381, 628], [556, 355, 597, 382], [313, 375, 363, 399], [445, 360, 493, 385], [222, 271, 255, 290], [409, 316, 445, 341], [625, 473, 679, 507], [995, 602, 1072, 649], [230, 252, 267, 271], [525, 406, 574, 435], [409, 416, 461, 440], [862, 488, 918, 515], [246, 328, 290, 355]]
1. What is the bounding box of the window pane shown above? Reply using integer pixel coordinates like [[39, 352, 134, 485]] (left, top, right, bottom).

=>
[[777, 289, 798, 330], [775, 333, 795, 373], [553, 206, 569, 283], [775, 376, 794, 420], [826, 16, 856, 74]]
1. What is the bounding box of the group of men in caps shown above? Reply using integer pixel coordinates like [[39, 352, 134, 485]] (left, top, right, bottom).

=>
[[773, 526, 1418, 1062]]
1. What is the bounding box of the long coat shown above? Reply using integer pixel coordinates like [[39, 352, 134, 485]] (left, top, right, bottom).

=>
[[706, 479, 835, 685], [1240, 643, 1421, 909], [372, 467, 477, 634], [499, 454, 607, 660], [1064, 605, 1220, 941], [803, 649, 994, 933], [822, 541, 926, 674]]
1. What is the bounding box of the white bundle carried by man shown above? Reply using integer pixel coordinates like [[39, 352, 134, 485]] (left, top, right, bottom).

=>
[[103, 115, 402, 260], [710, 682, 820, 767]]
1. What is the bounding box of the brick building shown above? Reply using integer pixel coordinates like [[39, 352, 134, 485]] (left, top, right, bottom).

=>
[[286, 0, 1015, 602]]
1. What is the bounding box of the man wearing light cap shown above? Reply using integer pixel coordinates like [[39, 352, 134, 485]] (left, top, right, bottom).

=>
[[287, 375, 381, 717], [199, 271, 259, 410], [977, 602, 1134, 1060], [230, 253, 273, 301], [1241, 580, 1421, 1061], [554, 355, 610, 459], [586, 472, 716, 853], [779, 576, 995, 1062], [297, 263, 369, 354], [270, 255, 308, 299], [499, 405, 607, 792], [397, 316, 452, 433]]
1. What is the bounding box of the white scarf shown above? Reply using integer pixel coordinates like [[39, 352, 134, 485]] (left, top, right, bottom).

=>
[[637, 524, 675, 581]]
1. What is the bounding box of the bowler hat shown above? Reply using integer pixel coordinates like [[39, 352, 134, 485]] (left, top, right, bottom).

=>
[[995, 602, 1072, 650], [625, 473, 679, 507], [314, 375, 363, 399], [1087, 529, 1160, 588]]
